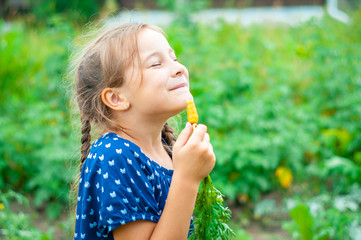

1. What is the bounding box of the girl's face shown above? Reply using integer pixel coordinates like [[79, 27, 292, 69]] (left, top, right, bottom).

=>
[[124, 28, 191, 119]]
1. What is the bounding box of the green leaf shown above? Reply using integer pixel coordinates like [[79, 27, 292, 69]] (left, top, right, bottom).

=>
[[290, 204, 314, 240], [190, 175, 235, 239], [46, 202, 62, 221]]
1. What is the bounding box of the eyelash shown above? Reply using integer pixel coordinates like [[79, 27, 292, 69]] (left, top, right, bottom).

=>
[[150, 58, 178, 67]]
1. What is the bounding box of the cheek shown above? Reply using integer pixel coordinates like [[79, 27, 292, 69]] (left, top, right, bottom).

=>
[[137, 73, 168, 101], [143, 72, 166, 89], [184, 68, 190, 82], [123, 68, 143, 94]]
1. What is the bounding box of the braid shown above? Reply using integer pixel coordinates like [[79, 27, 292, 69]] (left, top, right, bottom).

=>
[[80, 117, 91, 170], [161, 122, 176, 156]]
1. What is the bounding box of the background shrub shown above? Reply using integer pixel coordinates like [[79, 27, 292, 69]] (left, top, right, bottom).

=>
[[0, 18, 79, 219], [165, 11, 361, 200]]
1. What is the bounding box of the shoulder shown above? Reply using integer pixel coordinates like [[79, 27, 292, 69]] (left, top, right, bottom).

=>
[[88, 133, 133, 159], [85, 132, 149, 173]]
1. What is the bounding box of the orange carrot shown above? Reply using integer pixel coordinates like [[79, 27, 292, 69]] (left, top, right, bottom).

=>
[[187, 98, 198, 130]]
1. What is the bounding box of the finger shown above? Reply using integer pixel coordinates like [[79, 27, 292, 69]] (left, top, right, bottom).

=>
[[174, 122, 192, 148], [189, 124, 207, 143], [209, 143, 215, 158], [202, 133, 210, 144], [208, 143, 216, 165], [209, 142, 214, 152]]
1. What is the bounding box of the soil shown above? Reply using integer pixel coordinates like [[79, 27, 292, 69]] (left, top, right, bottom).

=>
[[228, 191, 291, 240], [245, 224, 290, 240]]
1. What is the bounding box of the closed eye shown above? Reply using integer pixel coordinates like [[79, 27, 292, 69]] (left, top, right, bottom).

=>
[[150, 63, 161, 67]]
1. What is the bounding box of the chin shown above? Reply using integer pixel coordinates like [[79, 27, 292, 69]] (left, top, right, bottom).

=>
[[168, 100, 187, 117], [165, 90, 190, 114]]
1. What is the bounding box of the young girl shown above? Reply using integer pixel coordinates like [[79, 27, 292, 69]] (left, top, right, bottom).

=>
[[72, 22, 216, 239]]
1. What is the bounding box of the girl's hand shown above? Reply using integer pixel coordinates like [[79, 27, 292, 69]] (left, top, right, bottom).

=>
[[172, 122, 216, 185]]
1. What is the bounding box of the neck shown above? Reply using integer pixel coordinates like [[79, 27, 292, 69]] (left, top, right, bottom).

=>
[[114, 113, 168, 156]]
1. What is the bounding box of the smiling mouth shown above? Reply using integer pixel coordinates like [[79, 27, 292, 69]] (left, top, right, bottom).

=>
[[170, 83, 188, 91]]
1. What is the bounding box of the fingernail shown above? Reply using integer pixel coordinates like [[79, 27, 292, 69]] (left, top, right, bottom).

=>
[[186, 122, 191, 128]]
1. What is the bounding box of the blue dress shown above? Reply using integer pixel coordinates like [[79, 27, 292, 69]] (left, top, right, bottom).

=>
[[74, 132, 193, 239]]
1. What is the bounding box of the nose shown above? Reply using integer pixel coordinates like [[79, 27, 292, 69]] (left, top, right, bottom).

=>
[[171, 61, 186, 78]]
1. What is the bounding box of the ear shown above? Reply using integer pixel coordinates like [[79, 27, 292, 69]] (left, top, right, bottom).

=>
[[101, 88, 130, 111]]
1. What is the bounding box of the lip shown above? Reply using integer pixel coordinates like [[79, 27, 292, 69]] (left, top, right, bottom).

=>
[[169, 82, 188, 91]]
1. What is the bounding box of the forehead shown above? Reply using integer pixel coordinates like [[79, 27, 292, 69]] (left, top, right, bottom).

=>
[[137, 28, 171, 57]]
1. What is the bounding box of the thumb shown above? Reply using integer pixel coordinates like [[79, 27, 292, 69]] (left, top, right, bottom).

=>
[[174, 122, 192, 148]]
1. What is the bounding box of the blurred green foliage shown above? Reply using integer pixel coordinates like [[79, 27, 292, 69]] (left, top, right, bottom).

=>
[[283, 184, 361, 240], [0, 17, 79, 220], [156, 0, 210, 22], [166, 11, 361, 201], [30, 0, 102, 23], [0, 7, 361, 240], [0, 190, 54, 239]]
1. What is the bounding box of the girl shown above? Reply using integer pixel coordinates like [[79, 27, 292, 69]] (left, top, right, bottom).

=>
[[72, 22, 216, 239]]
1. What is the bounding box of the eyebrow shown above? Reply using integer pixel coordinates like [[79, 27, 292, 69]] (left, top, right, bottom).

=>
[[143, 48, 175, 63]]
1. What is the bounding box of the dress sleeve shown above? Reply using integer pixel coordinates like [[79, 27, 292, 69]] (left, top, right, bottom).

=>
[[93, 139, 161, 235]]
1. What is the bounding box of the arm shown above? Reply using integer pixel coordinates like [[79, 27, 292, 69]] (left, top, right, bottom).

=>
[[113, 123, 215, 240], [113, 174, 198, 240]]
